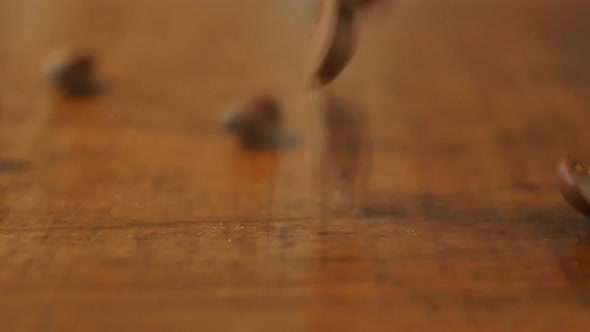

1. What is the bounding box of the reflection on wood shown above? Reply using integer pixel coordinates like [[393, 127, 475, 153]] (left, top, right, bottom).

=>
[[316, 93, 371, 217], [226, 149, 280, 221], [557, 232, 590, 303], [306, 237, 375, 332]]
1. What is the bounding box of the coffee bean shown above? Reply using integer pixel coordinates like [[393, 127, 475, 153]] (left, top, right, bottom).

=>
[[557, 157, 590, 218], [46, 48, 102, 96], [311, 0, 358, 87], [222, 95, 282, 149]]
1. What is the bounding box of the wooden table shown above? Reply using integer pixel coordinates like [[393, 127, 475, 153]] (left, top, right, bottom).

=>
[[1, 0, 590, 331]]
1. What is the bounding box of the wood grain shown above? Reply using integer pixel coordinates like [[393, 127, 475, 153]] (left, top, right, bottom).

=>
[[1, 0, 590, 331]]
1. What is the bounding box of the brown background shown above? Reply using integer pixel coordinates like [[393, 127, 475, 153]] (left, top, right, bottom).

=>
[[1, 0, 590, 331]]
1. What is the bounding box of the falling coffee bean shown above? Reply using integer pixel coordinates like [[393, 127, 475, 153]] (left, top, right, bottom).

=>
[[223, 95, 282, 149], [557, 157, 590, 218], [46, 48, 102, 96], [311, 0, 358, 87]]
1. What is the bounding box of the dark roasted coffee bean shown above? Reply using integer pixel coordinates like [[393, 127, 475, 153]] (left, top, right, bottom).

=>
[[223, 95, 282, 148], [46, 48, 102, 96], [557, 157, 590, 218]]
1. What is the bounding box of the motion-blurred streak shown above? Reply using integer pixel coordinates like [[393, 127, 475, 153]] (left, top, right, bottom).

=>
[[310, 0, 392, 87], [311, 0, 359, 87]]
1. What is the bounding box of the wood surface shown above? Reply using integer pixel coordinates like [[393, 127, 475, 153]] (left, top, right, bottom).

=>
[[1, 0, 590, 331]]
